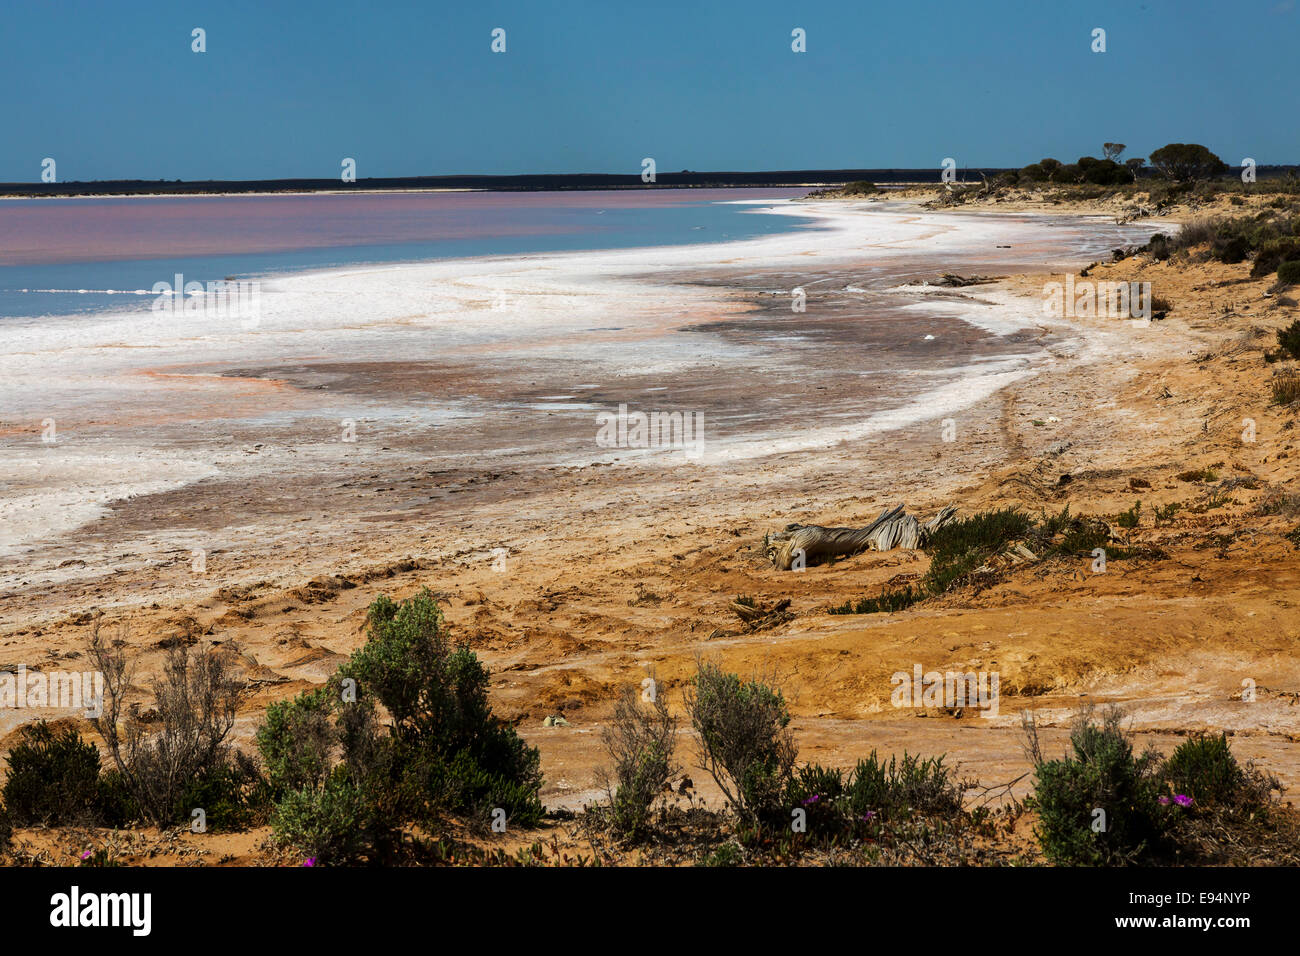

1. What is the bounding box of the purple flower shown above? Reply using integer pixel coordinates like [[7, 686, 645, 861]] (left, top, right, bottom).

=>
[[80, 850, 92, 860], [302, 857, 317, 867], [801, 794, 820, 806], [1174, 794, 1193, 807], [861, 811, 876, 821]]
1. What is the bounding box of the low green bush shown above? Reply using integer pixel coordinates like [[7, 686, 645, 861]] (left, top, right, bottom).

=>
[[827, 586, 921, 615], [599, 684, 677, 840], [2, 722, 101, 826], [1026, 709, 1170, 866], [1278, 260, 1300, 286], [686, 662, 796, 824], [1163, 733, 1246, 807], [782, 751, 964, 839], [258, 589, 545, 863], [271, 772, 372, 865], [1252, 237, 1300, 277]]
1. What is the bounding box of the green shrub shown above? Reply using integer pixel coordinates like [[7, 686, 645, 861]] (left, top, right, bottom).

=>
[[271, 772, 372, 865], [782, 751, 963, 838], [87, 631, 247, 827], [342, 591, 542, 822], [696, 841, 743, 866], [1252, 237, 1300, 277], [685, 662, 796, 823], [1037, 507, 1113, 554], [830, 508, 1033, 614], [1162, 734, 1245, 807], [1077, 156, 1130, 186], [256, 688, 336, 798], [1149, 143, 1228, 183], [95, 769, 142, 827], [2, 722, 101, 826], [842, 180, 878, 196], [178, 753, 268, 832], [259, 589, 545, 861], [923, 507, 1031, 593], [1115, 501, 1142, 529], [599, 684, 677, 840], [1025, 709, 1170, 865], [843, 751, 963, 819], [1278, 260, 1300, 286]]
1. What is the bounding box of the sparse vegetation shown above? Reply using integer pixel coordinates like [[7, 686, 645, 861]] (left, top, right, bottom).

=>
[[597, 683, 678, 840], [1273, 370, 1300, 405], [88, 625, 249, 827], [685, 661, 797, 824], [1278, 320, 1300, 361], [1115, 500, 1142, 529]]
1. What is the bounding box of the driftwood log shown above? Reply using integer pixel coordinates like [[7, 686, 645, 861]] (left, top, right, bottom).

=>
[[766, 505, 957, 571]]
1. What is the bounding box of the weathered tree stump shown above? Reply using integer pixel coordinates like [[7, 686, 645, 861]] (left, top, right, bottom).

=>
[[766, 505, 957, 570]]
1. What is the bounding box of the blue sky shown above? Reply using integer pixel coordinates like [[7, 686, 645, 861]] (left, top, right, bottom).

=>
[[3, 0, 1296, 181]]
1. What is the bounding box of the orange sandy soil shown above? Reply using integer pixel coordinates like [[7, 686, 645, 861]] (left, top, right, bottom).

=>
[[3, 189, 1299, 865]]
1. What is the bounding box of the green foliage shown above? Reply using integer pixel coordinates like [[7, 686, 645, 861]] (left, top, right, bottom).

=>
[[1027, 709, 1170, 865], [830, 508, 1035, 615], [686, 662, 796, 823], [271, 772, 372, 865], [94, 769, 143, 827], [1154, 502, 1183, 526], [1076, 156, 1130, 186], [1051, 163, 1081, 184], [1115, 500, 1142, 529], [2, 722, 101, 826], [177, 753, 268, 832], [1278, 260, 1300, 286], [1163, 734, 1245, 807], [842, 180, 879, 196], [842, 751, 963, 819], [600, 685, 677, 840], [1037, 507, 1113, 554], [256, 688, 335, 798], [923, 507, 1031, 593], [259, 589, 544, 862], [1149, 143, 1229, 183], [1019, 162, 1047, 182], [1252, 237, 1300, 277], [696, 841, 743, 866], [782, 751, 963, 840], [827, 586, 921, 615]]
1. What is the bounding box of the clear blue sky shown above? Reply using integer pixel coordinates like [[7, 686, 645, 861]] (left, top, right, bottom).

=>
[[3, 0, 1295, 181]]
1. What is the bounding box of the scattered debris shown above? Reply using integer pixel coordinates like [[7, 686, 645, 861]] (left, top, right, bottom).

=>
[[729, 596, 793, 631]]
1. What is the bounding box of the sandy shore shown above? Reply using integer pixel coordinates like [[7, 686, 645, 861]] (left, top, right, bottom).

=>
[[3, 196, 1298, 831]]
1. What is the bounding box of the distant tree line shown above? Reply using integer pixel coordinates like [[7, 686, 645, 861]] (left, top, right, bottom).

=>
[[1014, 142, 1229, 186]]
